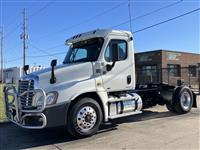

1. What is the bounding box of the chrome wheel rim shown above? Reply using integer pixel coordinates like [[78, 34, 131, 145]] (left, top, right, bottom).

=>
[[180, 91, 191, 111], [76, 106, 97, 132]]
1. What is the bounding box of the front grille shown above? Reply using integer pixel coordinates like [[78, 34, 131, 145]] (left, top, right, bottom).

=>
[[18, 80, 34, 109]]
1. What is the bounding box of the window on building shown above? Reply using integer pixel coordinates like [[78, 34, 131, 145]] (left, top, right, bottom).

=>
[[168, 64, 181, 77], [141, 65, 157, 76], [189, 65, 197, 77], [137, 65, 159, 83], [105, 39, 127, 62]]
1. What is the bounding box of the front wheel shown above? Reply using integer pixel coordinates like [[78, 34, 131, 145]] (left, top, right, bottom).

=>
[[67, 97, 103, 138]]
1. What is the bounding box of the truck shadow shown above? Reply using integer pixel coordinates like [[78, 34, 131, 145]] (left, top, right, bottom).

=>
[[0, 110, 180, 150], [110, 109, 177, 124]]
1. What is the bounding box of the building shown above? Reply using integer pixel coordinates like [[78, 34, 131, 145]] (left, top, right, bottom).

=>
[[135, 50, 200, 91], [1, 66, 45, 84], [2, 67, 21, 84]]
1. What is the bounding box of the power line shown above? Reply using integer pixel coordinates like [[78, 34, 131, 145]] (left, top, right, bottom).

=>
[[28, 51, 66, 58], [28, 0, 55, 19], [37, 1, 127, 40], [4, 0, 53, 39], [5, 42, 65, 63], [5, 51, 66, 63], [4, 24, 21, 38], [5, 4, 199, 65], [5, 13, 21, 29], [5, 8, 199, 64], [25, 8, 200, 62], [4, 0, 127, 64], [111, 0, 183, 28], [133, 8, 200, 34], [3, 0, 183, 40], [40, 43, 66, 51], [5, 57, 23, 63], [29, 42, 64, 59], [29, 42, 64, 53], [4, 1, 55, 66]]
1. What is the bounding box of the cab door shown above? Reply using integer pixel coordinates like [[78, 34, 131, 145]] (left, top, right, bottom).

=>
[[101, 37, 134, 92]]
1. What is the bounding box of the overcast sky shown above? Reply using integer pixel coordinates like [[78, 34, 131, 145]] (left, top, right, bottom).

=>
[[0, 0, 199, 68]]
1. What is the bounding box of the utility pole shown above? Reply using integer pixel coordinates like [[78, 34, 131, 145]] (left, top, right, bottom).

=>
[[128, 0, 133, 32], [20, 8, 29, 75], [0, 28, 3, 83]]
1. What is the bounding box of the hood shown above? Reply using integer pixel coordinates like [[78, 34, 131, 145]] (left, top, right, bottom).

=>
[[25, 62, 94, 91]]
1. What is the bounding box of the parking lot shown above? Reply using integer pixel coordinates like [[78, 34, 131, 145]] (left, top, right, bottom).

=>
[[0, 103, 199, 150]]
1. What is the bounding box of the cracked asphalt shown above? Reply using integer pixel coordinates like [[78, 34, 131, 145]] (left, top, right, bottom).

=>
[[0, 98, 200, 150]]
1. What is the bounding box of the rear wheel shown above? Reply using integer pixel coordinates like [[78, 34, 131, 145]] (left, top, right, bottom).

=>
[[166, 103, 176, 112], [166, 86, 193, 114], [67, 97, 102, 138]]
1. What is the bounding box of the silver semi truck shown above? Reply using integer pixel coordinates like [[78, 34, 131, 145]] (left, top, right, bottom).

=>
[[4, 29, 197, 138]]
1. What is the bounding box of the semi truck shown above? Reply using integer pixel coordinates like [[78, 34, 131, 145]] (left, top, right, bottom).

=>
[[4, 29, 197, 138]]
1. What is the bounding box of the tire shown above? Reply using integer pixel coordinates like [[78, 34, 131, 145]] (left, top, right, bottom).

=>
[[67, 97, 103, 138], [166, 103, 177, 113], [169, 86, 193, 114]]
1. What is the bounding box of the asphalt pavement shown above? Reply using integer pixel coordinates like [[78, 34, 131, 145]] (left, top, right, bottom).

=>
[[0, 100, 200, 150]]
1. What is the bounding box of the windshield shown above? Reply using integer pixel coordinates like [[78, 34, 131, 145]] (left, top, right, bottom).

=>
[[63, 38, 104, 64]]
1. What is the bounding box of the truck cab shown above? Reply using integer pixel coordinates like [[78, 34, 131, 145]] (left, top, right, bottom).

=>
[[4, 29, 196, 138]]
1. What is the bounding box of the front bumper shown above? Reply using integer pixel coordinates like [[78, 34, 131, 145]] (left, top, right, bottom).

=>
[[3, 85, 69, 129]]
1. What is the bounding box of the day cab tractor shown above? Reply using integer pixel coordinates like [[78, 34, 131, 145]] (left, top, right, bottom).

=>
[[4, 29, 197, 138]]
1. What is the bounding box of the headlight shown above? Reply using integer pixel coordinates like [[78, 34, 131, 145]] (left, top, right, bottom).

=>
[[33, 91, 45, 107], [46, 91, 58, 105]]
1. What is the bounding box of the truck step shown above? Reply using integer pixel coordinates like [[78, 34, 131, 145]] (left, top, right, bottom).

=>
[[108, 96, 136, 103], [108, 111, 142, 119]]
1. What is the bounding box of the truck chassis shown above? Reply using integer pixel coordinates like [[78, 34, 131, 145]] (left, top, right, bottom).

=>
[[4, 82, 197, 136]]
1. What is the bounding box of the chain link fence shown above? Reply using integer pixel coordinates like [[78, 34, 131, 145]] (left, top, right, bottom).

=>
[[136, 67, 200, 92]]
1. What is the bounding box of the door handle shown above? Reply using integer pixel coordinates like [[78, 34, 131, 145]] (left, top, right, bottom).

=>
[[127, 75, 131, 84]]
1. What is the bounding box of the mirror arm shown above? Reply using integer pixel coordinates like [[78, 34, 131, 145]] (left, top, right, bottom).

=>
[[50, 66, 56, 84], [106, 61, 116, 71], [50, 59, 57, 84]]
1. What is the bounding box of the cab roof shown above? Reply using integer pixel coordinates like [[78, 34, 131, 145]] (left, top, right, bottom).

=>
[[65, 29, 132, 45]]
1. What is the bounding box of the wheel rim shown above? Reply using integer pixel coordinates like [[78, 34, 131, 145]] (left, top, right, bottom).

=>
[[180, 91, 191, 111], [76, 106, 97, 132]]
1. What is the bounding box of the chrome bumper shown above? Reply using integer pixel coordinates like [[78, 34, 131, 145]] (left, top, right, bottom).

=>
[[3, 84, 47, 129]]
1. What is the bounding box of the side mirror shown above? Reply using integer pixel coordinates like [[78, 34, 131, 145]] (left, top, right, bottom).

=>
[[106, 43, 119, 71], [51, 59, 57, 67], [111, 43, 119, 62], [23, 65, 29, 75]]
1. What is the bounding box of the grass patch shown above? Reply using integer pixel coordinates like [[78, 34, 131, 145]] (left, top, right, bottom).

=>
[[0, 84, 7, 121]]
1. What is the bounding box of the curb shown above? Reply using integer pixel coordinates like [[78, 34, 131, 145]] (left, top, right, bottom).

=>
[[0, 120, 9, 124]]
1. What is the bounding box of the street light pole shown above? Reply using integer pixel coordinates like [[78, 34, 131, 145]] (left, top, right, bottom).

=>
[[20, 8, 28, 75], [0, 28, 3, 83]]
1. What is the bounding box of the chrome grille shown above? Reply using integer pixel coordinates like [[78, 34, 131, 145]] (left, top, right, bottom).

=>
[[18, 80, 34, 109]]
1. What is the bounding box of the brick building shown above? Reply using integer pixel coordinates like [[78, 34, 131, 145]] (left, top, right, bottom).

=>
[[135, 50, 200, 91]]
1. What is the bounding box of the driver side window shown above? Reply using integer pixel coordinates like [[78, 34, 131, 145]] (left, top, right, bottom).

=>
[[105, 39, 127, 62]]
